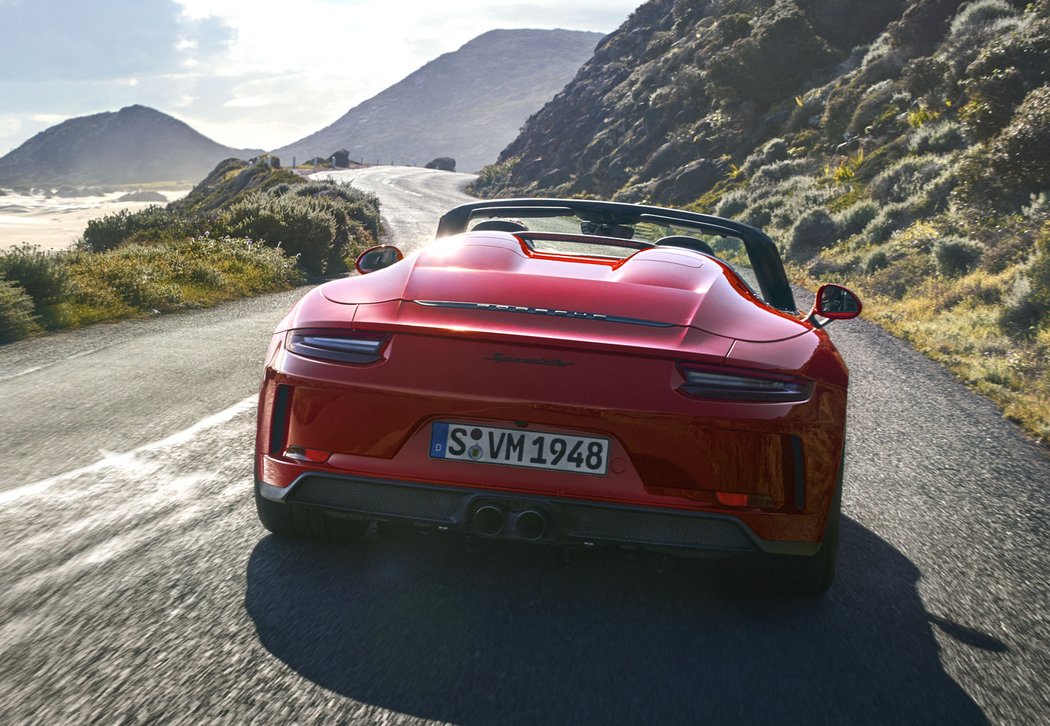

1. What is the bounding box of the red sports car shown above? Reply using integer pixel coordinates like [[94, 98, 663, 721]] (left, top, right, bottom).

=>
[[254, 199, 860, 594]]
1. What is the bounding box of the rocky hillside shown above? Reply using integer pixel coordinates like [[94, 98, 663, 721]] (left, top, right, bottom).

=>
[[478, 0, 1046, 209], [273, 29, 603, 173], [0, 105, 260, 186], [476, 0, 1050, 442]]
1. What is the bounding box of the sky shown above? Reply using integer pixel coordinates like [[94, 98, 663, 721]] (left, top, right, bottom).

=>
[[0, 0, 640, 156]]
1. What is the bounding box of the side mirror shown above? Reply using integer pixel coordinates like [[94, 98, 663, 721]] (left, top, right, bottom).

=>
[[355, 245, 403, 274], [807, 283, 862, 326]]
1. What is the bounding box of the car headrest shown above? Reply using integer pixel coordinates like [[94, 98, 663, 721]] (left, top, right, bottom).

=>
[[471, 219, 528, 232], [654, 235, 716, 256]]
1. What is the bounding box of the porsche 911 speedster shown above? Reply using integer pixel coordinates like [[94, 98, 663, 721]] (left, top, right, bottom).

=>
[[254, 198, 861, 595]]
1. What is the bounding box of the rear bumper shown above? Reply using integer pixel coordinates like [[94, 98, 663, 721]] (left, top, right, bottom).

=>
[[257, 473, 820, 556]]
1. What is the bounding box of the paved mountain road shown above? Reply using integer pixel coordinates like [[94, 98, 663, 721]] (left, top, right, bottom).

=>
[[0, 166, 1047, 724]]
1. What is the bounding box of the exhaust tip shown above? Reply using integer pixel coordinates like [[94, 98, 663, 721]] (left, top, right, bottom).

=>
[[472, 505, 505, 536], [516, 510, 547, 541]]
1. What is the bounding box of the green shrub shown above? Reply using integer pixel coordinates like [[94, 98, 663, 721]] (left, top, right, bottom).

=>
[[788, 208, 837, 261], [1000, 226, 1050, 336], [847, 81, 901, 136], [740, 138, 788, 176], [934, 237, 984, 276], [917, 169, 959, 213], [867, 253, 935, 297], [864, 249, 891, 274], [718, 13, 752, 42], [909, 120, 966, 153], [992, 84, 1050, 195], [715, 188, 749, 218], [864, 202, 919, 243], [0, 279, 39, 343], [903, 56, 950, 98], [869, 154, 948, 204], [949, 0, 1017, 37], [64, 237, 304, 316], [956, 85, 1050, 209], [834, 200, 880, 238], [750, 158, 818, 185], [219, 194, 337, 276], [744, 204, 774, 229], [81, 206, 199, 252], [808, 255, 859, 277], [705, 4, 839, 105], [960, 67, 1027, 141], [0, 244, 68, 309]]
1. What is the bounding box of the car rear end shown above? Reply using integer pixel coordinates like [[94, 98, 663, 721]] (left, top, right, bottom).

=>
[[255, 290, 848, 559]]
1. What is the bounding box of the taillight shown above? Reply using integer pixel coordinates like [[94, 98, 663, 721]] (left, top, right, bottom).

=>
[[678, 364, 813, 402], [286, 331, 387, 364]]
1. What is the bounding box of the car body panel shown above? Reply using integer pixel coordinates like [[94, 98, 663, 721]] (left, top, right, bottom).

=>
[[255, 200, 855, 566]]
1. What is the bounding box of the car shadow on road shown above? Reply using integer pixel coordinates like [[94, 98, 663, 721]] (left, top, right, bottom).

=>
[[245, 516, 995, 724]]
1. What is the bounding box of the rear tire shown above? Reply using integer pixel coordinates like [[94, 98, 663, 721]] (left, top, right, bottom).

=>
[[255, 483, 367, 542]]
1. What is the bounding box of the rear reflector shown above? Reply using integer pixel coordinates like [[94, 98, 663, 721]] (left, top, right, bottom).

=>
[[715, 492, 749, 507], [283, 446, 331, 463], [715, 492, 776, 509]]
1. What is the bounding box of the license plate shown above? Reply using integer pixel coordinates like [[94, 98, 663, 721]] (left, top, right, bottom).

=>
[[429, 422, 609, 475]]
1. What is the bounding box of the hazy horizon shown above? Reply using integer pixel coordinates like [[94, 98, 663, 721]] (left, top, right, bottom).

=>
[[0, 0, 638, 156]]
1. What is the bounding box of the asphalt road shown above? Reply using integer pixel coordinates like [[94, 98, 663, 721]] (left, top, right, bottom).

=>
[[1, 166, 1047, 724]]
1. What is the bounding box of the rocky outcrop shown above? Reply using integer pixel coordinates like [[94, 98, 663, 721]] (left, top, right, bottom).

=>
[[425, 157, 457, 172], [473, 0, 922, 201]]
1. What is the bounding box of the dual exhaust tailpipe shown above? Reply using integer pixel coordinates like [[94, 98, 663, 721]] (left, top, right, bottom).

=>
[[471, 505, 548, 541]]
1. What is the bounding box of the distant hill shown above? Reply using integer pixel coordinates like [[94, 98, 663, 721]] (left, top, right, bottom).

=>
[[273, 28, 604, 173], [0, 105, 261, 186]]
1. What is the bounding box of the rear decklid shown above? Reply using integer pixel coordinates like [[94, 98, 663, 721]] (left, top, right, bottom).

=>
[[320, 233, 808, 343]]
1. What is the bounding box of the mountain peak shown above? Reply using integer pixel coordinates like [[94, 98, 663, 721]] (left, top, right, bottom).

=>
[[273, 28, 603, 172], [0, 106, 259, 186]]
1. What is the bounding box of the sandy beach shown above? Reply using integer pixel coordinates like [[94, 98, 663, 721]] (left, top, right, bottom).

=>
[[0, 188, 190, 252]]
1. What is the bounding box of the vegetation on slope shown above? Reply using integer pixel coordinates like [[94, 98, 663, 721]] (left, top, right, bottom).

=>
[[475, 0, 1050, 443], [0, 159, 380, 343]]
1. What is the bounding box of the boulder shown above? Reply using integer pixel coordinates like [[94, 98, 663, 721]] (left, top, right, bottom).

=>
[[425, 157, 456, 172]]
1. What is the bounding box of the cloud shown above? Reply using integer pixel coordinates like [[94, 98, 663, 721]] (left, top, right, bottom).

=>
[[0, 0, 637, 155], [0, 0, 233, 82]]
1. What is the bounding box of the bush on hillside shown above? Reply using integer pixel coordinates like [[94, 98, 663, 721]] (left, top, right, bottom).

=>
[[788, 208, 837, 261], [864, 201, 919, 243], [716, 187, 749, 218], [869, 154, 949, 203], [1000, 225, 1050, 336], [863, 249, 892, 274], [991, 84, 1050, 194], [219, 194, 337, 277], [0, 280, 39, 343], [750, 158, 818, 185], [705, 4, 839, 105], [0, 244, 68, 309], [847, 81, 902, 136], [82, 206, 199, 252], [909, 120, 966, 152], [956, 84, 1050, 208], [740, 138, 788, 176], [63, 237, 303, 317], [903, 56, 950, 98], [949, 0, 1018, 38], [933, 237, 984, 276], [833, 200, 880, 238]]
